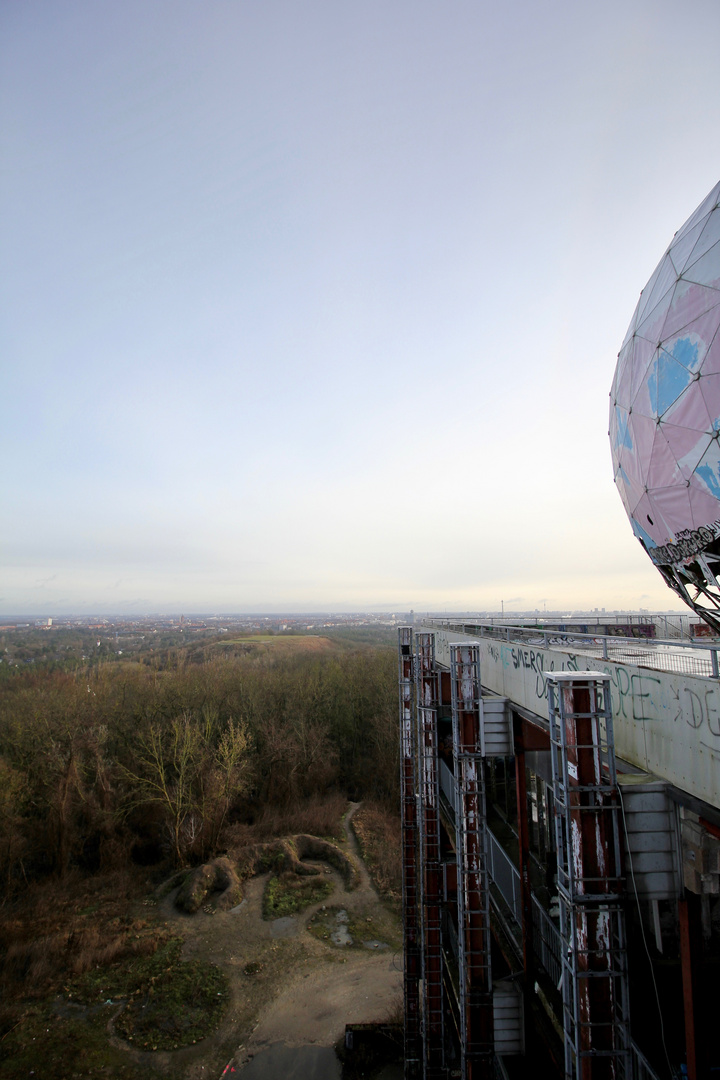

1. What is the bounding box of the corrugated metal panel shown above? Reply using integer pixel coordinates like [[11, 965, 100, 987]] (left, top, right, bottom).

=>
[[619, 780, 680, 900], [480, 695, 512, 756], [493, 981, 524, 1055]]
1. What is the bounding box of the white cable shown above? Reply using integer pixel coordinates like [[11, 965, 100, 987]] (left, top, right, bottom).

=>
[[617, 783, 674, 1080]]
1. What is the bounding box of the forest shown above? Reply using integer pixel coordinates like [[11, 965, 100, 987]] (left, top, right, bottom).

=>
[[0, 628, 401, 1076], [0, 630, 398, 882]]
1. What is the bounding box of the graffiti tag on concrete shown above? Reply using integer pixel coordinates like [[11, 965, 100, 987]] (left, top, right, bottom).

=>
[[429, 627, 720, 807]]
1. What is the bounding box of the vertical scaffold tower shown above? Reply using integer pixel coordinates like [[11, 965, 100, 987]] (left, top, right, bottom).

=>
[[450, 643, 494, 1080], [398, 627, 422, 1079], [546, 673, 631, 1080], [415, 632, 445, 1079]]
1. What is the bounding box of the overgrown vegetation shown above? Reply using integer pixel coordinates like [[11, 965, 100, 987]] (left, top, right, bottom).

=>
[[70, 936, 229, 1050], [0, 1006, 166, 1080], [0, 637, 397, 885], [0, 631, 400, 1072], [262, 872, 334, 919], [307, 904, 402, 951], [351, 801, 402, 907]]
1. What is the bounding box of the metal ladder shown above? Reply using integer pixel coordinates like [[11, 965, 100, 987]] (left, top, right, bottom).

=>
[[450, 642, 494, 1080], [398, 627, 422, 1079], [547, 672, 631, 1080], [415, 632, 445, 1079]]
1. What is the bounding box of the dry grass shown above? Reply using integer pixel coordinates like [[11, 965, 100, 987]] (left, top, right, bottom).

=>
[[381, 992, 404, 1025], [208, 634, 335, 655], [225, 792, 348, 845], [351, 802, 401, 905], [0, 867, 160, 1005]]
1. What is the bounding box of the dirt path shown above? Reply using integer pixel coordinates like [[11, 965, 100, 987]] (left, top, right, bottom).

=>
[[227, 805, 401, 1064], [139, 803, 402, 1080], [222, 802, 402, 1074]]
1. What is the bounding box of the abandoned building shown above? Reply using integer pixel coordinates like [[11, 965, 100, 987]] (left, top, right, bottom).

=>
[[398, 620, 720, 1080]]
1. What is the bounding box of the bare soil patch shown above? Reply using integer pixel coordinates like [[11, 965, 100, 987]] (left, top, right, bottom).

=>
[[0, 803, 401, 1079]]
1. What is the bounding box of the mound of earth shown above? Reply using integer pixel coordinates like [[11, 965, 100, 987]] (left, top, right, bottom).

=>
[[172, 835, 360, 914], [125, 803, 402, 1080]]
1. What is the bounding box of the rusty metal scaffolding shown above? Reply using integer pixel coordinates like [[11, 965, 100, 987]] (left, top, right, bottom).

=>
[[415, 632, 445, 1079], [398, 627, 422, 1079], [547, 673, 631, 1080], [450, 643, 494, 1080]]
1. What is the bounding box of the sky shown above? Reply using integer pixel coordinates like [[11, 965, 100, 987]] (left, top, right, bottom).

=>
[[2, 1, 720, 616]]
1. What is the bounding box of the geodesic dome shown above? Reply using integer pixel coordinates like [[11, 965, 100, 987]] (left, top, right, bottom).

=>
[[610, 180, 720, 632]]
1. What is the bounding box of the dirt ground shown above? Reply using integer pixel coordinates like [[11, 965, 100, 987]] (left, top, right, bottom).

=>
[[125, 803, 403, 1080]]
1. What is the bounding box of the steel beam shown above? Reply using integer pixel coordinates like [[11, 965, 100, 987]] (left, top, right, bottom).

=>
[[416, 632, 445, 1079], [679, 894, 708, 1080], [399, 627, 422, 1079], [513, 714, 535, 990], [450, 642, 494, 1080], [548, 673, 631, 1080]]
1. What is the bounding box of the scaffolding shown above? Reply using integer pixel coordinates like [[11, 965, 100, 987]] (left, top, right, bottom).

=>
[[399, 627, 422, 1079], [450, 643, 494, 1080], [547, 673, 631, 1080], [415, 631, 445, 1079]]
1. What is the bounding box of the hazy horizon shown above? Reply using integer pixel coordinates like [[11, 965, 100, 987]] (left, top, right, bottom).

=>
[[0, 605, 687, 620], [3, 2, 720, 616]]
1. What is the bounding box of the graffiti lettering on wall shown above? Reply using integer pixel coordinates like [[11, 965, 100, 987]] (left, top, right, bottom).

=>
[[432, 627, 719, 804], [433, 629, 720, 745], [492, 643, 720, 742], [501, 644, 578, 696], [648, 518, 720, 569]]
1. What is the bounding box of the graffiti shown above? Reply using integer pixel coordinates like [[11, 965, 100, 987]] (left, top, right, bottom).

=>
[[648, 518, 720, 568], [499, 644, 580, 701], [666, 684, 720, 735], [509, 647, 540, 673], [431, 626, 720, 806], [478, 636, 720, 741], [706, 691, 720, 737], [608, 670, 662, 722]]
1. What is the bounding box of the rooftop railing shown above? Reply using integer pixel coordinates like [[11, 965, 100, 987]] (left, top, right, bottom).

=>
[[422, 618, 720, 679]]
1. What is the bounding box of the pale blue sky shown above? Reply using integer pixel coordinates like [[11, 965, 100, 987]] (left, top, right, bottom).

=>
[[3, 1, 720, 614]]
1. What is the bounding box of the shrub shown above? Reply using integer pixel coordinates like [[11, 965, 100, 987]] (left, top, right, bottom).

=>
[[351, 803, 401, 905]]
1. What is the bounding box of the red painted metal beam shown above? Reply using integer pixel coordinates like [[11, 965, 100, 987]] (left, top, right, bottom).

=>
[[561, 679, 622, 1080], [679, 894, 708, 1080], [399, 627, 422, 1079], [451, 643, 494, 1080], [416, 633, 445, 1078], [513, 715, 535, 989]]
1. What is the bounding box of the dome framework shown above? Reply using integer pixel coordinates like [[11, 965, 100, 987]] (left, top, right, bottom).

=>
[[610, 181, 720, 632]]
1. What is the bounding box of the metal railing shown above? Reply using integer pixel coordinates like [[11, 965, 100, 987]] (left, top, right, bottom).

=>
[[441, 774, 663, 1078], [485, 826, 660, 1080], [439, 759, 458, 818], [531, 896, 562, 987], [631, 1041, 665, 1080], [423, 619, 720, 679], [486, 826, 523, 925], [485, 828, 563, 986]]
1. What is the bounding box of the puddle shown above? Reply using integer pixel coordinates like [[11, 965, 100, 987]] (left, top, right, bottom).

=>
[[270, 916, 298, 938], [234, 1042, 341, 1078], [330, 909, 352, 946], [362, 939, 388, 950]]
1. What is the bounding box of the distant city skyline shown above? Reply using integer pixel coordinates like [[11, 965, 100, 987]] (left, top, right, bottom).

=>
[[3, 2, 720, 616], [0, 604, 687, 620]]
